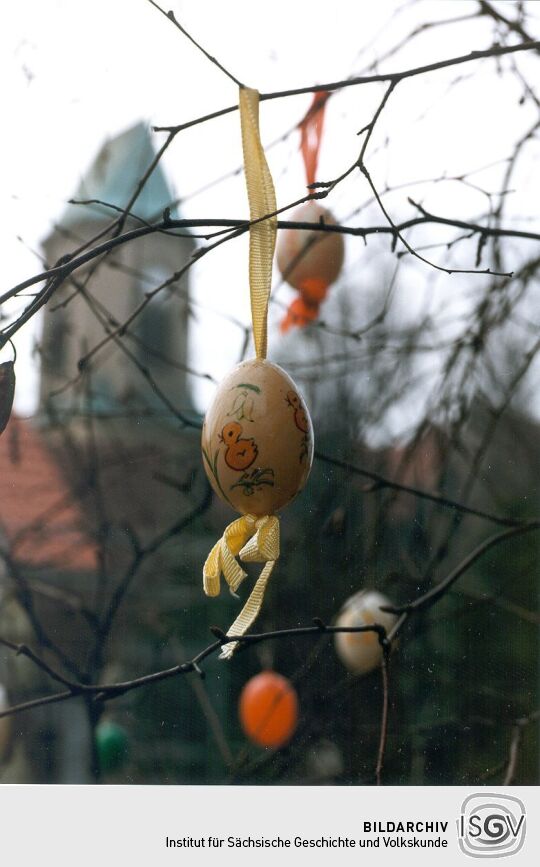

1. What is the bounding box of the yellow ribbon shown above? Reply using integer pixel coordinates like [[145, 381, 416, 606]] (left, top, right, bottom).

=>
[[239, 86, 277, 360], [203, 514, 280, 659], [203, 88, 279, 659]]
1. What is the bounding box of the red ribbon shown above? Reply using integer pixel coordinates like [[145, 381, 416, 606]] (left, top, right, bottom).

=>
[[300, 91, 330, 188], [280, 92, 331, 333]]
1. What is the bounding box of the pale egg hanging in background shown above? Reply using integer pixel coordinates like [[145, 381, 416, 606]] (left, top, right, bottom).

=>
[[334, 589, 398, 675]]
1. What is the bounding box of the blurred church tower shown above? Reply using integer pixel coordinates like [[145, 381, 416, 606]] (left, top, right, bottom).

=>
[[0, 124, 229, 786], [40, 122, 194, 417]]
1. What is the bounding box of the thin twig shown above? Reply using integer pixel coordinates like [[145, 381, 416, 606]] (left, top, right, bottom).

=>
[[375, 646, 390, 785], [314, 451, 531, 528], [146, 0, 244, 87], [503, 709, 540, 785], [504, 724, 522, 785], [384, 522, 540, 617]]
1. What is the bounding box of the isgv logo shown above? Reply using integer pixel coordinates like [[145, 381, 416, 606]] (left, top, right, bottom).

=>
[[457, 793, 526, 858]]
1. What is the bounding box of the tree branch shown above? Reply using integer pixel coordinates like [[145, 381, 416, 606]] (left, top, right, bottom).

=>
[[0, 621, 387, 720], [384, 521, 540, 619], [154, 41, 540, 132]]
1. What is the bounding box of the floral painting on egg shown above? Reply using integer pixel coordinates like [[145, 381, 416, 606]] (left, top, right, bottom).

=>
[[286, 390, 310, 463], [201, 438, 234, 508], [226, 383, 260, 422], [231, 467, 275, 497]]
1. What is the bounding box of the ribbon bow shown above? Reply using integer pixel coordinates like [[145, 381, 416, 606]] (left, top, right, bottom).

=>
[[203, 514, 280, 659]]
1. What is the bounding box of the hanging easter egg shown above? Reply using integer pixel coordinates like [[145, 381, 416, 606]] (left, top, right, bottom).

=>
[[334, 590, 398, 675], [202, 89, 316, 657], [0, 361, 16, 436], [0, 684, 12, 764], [239, 670, 299, 749], [202, 358, 313, 516], [95, 720, 129, 773], [277, 201, 345, 298]]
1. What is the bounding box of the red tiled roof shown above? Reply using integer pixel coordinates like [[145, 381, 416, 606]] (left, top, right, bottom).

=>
[[0, 416, 97, 571]]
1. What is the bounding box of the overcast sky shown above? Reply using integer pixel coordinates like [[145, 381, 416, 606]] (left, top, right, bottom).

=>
[[2, 1, 538, 427]]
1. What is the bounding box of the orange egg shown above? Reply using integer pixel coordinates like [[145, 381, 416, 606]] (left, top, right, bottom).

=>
[[201, 358, 313, 516], [334, 590, 398, 675], [239, 671, 299, 748], [276, 201, 344, 295]]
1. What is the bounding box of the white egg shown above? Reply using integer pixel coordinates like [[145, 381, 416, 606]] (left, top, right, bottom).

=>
[[334, 590, 397, 675]]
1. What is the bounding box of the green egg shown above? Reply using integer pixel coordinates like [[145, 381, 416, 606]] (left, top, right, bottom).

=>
[[95, 720, 129, 773]]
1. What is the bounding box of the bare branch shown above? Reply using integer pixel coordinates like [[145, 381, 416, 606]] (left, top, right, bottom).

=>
[[154, 41, 540, 132], [146, 0, 244, 87], [0, 621, 388, 720]]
